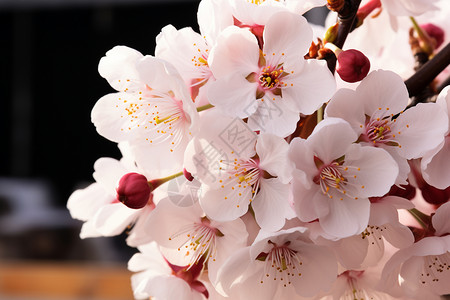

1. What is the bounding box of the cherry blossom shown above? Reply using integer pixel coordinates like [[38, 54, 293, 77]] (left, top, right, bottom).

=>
[[145, 197, 248, 286], [216, 228, 338, 299], [208, 11, 335, 136], [325, 70, 448, 184], [184, 111, 294, 231], [289, 117, 399, 238], [91, 46, 198, 174]]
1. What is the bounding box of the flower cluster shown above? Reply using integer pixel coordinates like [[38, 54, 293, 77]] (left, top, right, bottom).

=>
[[68, 0, 450, 299]]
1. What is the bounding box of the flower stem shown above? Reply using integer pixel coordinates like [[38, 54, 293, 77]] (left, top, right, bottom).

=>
[[317, 105, 324, 124], [148, 171, 184, 190], [408, 208, 431, 230], [404, 42, 450, 97], [196, 103, 214, 112]]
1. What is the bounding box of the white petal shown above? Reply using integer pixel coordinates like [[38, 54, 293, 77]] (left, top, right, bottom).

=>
[[90, 203, 138, 237], [421, 139, 449, 189], [345, 144, 398, 197], [92, 157, 129, 195], [325, 88, 365, 136], [395, 102, 448, 159], [91, 92, 142, 142], [282, 59, 336, 115], [215, 246, 252, 295], [307, 117, 357, 164], [320, 196, 370, 238], [263, 12, 312, 61], [252, 178, 291, 231], [256, 133, 292, 183], [358, 70, 409, 117], [432, 201, 450, 236], [208, 75, 259, 118], [200, 185, 250, 222], [290, 241, 338, 297], [247, 98, 300, 137], [288, 137, 316, 179], [67, 183, 112, 221], [209, 26, 260, 78], [291, 177, 326, 222], [197, 0, 233, 45], [98, 46, 143, 92]]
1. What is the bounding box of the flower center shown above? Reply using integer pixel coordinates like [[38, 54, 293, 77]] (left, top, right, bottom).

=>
[[313, 155, 360, 200], [230, 158, 262, 200], [363, 115, 399, 147], [257, 240, 303, 287], [169, 217, 221, 267], [146, 93, 189, 151], [259, 65, 285, 90], [314, 160, 348, 199]]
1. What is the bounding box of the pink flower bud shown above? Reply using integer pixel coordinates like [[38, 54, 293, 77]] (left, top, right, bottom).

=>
[[116, 173, 151, 209], [336, 49, 371, 83], [420, 23, 445, 49]]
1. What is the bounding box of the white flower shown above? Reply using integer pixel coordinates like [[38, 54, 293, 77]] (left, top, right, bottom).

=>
[[208, 11, 335, 137], [91, 46, 198, 174], [325, 70, 448, 185], [145, 197, 248, 286], [216, 228, 338, 299], [289, 117, 399, 238], [184, 111, 294, 231]]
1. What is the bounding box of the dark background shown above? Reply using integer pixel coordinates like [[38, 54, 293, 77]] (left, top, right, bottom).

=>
[[1, 0, 200, 207]]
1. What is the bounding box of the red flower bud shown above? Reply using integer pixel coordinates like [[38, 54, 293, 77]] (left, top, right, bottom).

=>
[[336, 49, 371, 83], [420, 23, 445, 49], [116, 173, 151, 209]]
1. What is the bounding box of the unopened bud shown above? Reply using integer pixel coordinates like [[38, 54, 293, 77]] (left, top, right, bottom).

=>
[[420, 23, 445, 49], [116, 173, 151, 209], [336, 49, 370, 83], [324, 23, 339, 44]]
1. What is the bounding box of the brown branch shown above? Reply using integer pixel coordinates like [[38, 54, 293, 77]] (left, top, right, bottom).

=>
[[326, 0, 362, 73], [405, 42, 450, 97]]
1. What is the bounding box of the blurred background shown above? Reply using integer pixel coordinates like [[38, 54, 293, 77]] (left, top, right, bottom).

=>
[[0, 0, 327, 299]]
